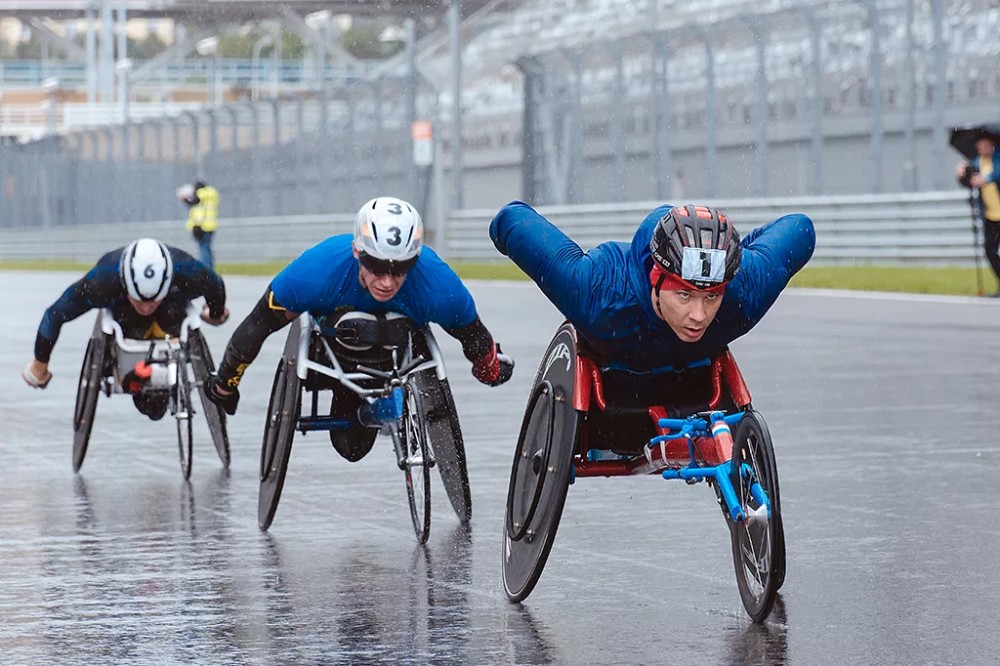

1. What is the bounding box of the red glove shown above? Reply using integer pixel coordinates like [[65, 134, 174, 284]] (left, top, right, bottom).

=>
[[472, 344, 515, 386], [122, 361, 153, 393]]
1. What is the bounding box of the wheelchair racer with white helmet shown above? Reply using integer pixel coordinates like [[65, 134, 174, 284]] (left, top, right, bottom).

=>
[[23, 238, 230, 420], [207, 196, 514, 464]]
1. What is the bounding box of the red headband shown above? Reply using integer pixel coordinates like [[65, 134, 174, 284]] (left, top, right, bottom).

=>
[[649, 264, 728, 295]]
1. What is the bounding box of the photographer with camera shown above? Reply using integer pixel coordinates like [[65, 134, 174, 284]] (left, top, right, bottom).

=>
[[956, 133, 1000, 296], [176, 180, 220, 269]]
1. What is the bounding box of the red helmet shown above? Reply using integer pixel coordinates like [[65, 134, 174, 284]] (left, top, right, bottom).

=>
[[649, 205, 741, 292]]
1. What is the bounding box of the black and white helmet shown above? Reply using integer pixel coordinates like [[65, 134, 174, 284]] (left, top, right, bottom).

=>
[[353, 197, 423, 276], [119, 238, 173, 302]]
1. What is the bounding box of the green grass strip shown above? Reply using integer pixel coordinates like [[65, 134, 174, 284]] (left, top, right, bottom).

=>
[[1, 258, 995, 296], [788, 265, 997, 296]]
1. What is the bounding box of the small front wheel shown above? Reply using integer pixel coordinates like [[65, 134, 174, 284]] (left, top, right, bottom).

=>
[[728, 410, 784, 623], [402, 380, 432, 544]]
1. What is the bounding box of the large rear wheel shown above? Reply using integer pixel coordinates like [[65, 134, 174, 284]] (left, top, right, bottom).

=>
[[188, 329, 230, 467], [73, 320, 108, 473], [728, 410, 784, 623], [416, 373, 471, 523], [502, 322, 579, 602], [258, 321, 302, 531], [174, 361, 194, 480], [402, 380, 432, 544]]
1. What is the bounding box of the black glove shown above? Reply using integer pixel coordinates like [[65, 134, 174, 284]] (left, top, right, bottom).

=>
[[496, 345, 515, 386], [192, 226, 206, 241], [205, 375, 239, 415]]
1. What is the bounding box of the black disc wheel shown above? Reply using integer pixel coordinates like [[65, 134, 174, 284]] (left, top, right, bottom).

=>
[[417, 374, 471, 523], [402, 380, 432, 544], [73, 326, 108, 473], [258, 322, 302, 531], [728, 410, 785, 623], [174, 361, 194, 480], [502, 322, 579, 602], [188, 329, 230, 467]]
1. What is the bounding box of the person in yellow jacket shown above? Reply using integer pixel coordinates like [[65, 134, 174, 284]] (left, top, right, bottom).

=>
[[176, 180, 220, 268]]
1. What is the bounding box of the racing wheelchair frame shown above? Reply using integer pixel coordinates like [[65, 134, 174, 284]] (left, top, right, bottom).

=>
[[73, 307, 230, 480], [257, 312, 473, 544], [502, 322, 786, 623]]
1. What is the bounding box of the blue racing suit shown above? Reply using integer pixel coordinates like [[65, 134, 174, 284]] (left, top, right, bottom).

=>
[[216, 234, 503, 392], [491, 200, 814, 452], [213, 234, 505, 462], [489, 201, 816, 371], [270, 235, 477, 329], [34, 245, 226, 363]]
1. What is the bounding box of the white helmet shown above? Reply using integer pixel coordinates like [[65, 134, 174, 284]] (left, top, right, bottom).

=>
[[120, 238, 173, 302], [353, 196, 423, 275]]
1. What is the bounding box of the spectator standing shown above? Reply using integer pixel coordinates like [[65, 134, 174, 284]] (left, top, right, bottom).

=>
[[956, 134, 1000, 296], [177, 180, 220, 269]]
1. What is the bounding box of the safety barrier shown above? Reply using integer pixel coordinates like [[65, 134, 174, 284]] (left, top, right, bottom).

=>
[[447, 191, 980, 264], [0, 191, 981, 265]]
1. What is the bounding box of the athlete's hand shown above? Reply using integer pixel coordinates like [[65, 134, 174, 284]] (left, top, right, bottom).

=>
[[201, 305, 230, 326], [205, 375, 239, 415], [472, 343, 515, 386], [22, 360, 52, 389]]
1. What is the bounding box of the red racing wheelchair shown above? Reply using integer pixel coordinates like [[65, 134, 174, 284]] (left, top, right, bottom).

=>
[[502, 322, 786, 623]]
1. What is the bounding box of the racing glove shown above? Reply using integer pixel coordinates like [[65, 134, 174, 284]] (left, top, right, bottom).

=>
[[472, 343, 515, 386], [205, 374, 240, 415], [121, 361, 154, 393], [22, 362, 52, 389]]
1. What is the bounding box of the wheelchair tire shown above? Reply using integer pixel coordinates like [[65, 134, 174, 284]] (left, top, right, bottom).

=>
[[188, 329, 230, 468], [258, 320, 302, 531], [403, 379, 432, 544], [174, 360, 194, 480], [728, 410, 784, 623], [502, 322, 579, 602], [416, 374, 472, 524], [73, 319, 108, 473]]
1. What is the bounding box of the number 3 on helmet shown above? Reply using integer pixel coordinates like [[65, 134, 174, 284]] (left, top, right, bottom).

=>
[[353, 197, 424, 276], [120, 238, 173, 302]]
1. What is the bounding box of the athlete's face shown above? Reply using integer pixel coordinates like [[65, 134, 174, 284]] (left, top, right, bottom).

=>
[[652, 288, 723, 343], [354, 250, 407, 302], [129, 297, 162, 316]]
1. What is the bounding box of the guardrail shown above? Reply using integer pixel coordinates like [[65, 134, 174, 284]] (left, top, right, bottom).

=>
[[0, 191, 982, 265], [447, 191, 980, 263]]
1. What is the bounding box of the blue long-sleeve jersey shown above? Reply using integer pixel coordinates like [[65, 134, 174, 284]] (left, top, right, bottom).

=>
[[490, 201, 816, 370], [35, 245, 226, 362], [270, 235, 478, 330]]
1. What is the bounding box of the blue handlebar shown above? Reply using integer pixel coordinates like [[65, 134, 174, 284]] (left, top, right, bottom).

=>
[[656, 411, 745, 436]]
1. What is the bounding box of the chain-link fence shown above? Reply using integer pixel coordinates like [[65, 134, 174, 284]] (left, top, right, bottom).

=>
[[4, 0, 1000, 230]]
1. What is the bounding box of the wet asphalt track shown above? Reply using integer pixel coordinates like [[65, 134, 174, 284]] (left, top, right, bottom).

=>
[[3, 271, 1000, 665]]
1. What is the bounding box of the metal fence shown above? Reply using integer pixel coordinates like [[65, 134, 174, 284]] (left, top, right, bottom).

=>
[[1, 0, 999, 231], [0, 191, 981, 267]]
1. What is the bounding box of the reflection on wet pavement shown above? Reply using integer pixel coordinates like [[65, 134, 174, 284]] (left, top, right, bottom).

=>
[[3, 274, 1000, 664]]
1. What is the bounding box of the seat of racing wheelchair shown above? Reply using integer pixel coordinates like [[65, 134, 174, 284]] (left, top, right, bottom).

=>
[[304, 312, 418, 391]]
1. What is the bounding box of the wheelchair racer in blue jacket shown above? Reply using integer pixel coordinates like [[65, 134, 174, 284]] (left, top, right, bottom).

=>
[[489, 201, 815, 452], [22, 238, 230, 420], [207, 196, 514, 462]]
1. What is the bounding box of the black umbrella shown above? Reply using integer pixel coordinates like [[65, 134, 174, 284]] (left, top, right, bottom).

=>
[[949, 123, 1000, 160]]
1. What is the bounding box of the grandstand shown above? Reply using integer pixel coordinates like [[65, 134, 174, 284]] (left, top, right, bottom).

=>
[[2, 0, 1000, 228]]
